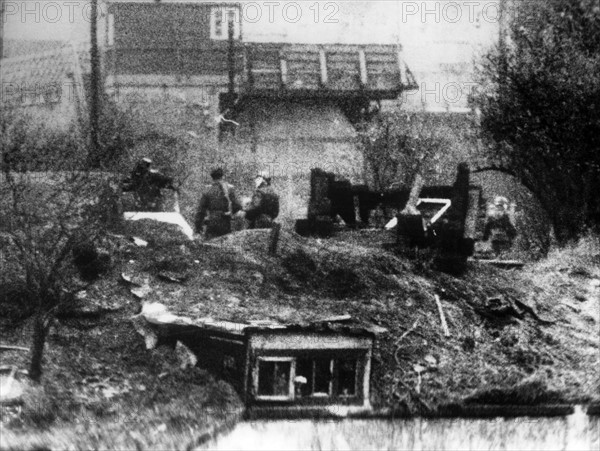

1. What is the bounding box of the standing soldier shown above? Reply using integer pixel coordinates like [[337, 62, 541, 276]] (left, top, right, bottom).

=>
[[245, 171, 280, 229], [483, 196, 517, 256], [122, 158, 176, 211], [195, 168, 242, 239]]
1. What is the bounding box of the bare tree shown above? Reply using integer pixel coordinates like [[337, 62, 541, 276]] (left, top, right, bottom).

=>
[[358, 112, 465, 190], [0, 113, 117, 381]]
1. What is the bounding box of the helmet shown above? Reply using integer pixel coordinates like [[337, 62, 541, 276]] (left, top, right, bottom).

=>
[[210, 168, 224, 180], [494, 196, 509, 207], [257, 170, 272, 183]]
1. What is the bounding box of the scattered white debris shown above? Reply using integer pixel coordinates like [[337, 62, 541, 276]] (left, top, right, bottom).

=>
[[175, 341, 198, 370], [131, 315, 159, 349], [424, 355, 438, 368], [132, 237, 148, 247], [131, 284, 152, 299], [136, 302, 194, 326], [0, 367, 23, 405]]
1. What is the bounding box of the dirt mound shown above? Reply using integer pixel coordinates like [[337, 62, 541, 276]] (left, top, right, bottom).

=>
[[124, 219, 190, 247], [212, 229, 409, 298]]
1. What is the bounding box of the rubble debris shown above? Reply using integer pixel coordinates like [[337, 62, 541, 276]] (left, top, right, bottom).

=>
[[175, 341, 198, 370], [157, 271, 189, 284], [480, 296, 523, 322], [317, 314, 352, 323], [134, 302, 194, 327], [121, 272, 153, 298], [477, 296, 555, 325], [423, 355, 438, 369], [131, 315, 159, 349], [120, 272, 147, 287], [513, 299, 555, 325], [131, 237, 148, 247], [62, 292, 123, 318], [131, 284, 152, 299]]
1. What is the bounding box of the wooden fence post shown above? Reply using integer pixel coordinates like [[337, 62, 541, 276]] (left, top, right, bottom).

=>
[[269, 223, 281, 255]]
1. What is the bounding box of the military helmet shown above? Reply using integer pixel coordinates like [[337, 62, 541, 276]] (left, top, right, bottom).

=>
[[257, 170, 272, 183], [210, 167, 224, 180]]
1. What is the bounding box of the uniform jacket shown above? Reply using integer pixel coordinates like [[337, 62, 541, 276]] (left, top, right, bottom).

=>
[[245, 185, 280, 224], [195, 181, 242, 233]]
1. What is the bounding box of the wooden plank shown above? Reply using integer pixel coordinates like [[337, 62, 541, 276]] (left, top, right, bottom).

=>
[[359, 50, 368, 85], [397, 49, 405, 85], [280, 58, 288, 85], [366, 54, 398, 62], [285, 54, 320, 63], [327, 52, 358, 61], [250, 68, 281, 74], [0, 345, 29, 352], [475, 259, 525, 269], [464, 187, 482, 239], [434, 295, 451, 338]]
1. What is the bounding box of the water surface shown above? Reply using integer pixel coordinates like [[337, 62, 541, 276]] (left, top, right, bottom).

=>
[[204, 407, 599, 450]]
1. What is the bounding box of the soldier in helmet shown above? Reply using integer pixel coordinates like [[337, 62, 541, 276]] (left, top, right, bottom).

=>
[[195, 168, 242, 240], [123, 158, 176, 211], [483, 196, 517, 256], [245, 171, 280, 229]]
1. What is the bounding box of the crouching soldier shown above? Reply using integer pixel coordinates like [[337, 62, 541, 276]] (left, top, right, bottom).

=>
[[483, 196, 517, 256], [123, 158, 176, 211], [195, 168, 242, 240], [245, 171, 280, 229]]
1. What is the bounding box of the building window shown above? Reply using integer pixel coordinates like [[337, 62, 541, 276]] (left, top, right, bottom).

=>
[[295, 357, 357, 399], [254, 355, 360, 402], [210, 6, 241, 40], [255, 357, 294, 400], [336, 359, 357, 396]]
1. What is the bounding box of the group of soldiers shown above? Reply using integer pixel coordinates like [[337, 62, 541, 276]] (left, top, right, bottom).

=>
[[123, 159, 280, 240], [194, 167, 280, 239], [123, 158, 516, 255]]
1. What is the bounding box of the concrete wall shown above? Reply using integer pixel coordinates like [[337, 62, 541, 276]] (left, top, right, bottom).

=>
[[220, 99, 365, 222]]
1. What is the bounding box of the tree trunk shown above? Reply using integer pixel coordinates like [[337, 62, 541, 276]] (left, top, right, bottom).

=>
[[29, 313, 50, 382]]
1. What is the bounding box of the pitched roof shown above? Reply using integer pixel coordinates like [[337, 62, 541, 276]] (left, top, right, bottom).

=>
[[242, 42, 418, 100]]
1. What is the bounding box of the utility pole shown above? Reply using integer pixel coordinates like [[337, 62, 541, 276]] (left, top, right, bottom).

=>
[[227, 10, 235, 101], [89, 0, 101, 162], [1, 0, 5, 130], [0, 0, 5, 62]]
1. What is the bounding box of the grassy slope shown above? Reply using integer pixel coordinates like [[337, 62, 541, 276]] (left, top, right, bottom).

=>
[[1, 226, 598, 449]]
